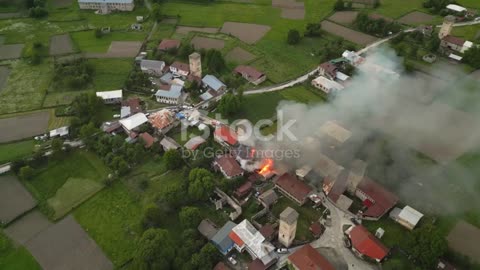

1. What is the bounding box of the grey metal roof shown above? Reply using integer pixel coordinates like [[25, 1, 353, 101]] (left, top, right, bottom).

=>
[[258, 189, 278, 207], [155, 85, 182, 99], [211, 221, 236, 251], [160, 72, 173, 83], [198, 219, 218, 240], [141, 60, 165, 70], [202, 75, 225, 92], [280, 207, 299, 224]]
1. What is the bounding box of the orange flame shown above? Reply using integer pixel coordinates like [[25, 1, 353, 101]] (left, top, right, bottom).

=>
[[259, 159, 273, 175]]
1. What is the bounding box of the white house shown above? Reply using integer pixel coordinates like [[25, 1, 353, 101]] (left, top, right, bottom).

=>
[[96, 90, 123, 104], [140, 60, 165, 76], [342, 50, 364, 66], [119, 113, 148, 134], [311, 76, 344, 95], [155, 84, 183, 104], [446, 4, 467, 13], [389, 206, 424, 230], [78, 0, 134, 13], [170, 61, 189, 77], [49, 126, 69, 138]]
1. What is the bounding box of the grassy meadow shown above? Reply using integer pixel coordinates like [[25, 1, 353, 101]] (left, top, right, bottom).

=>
[[0, 231, 41, 270], [0, 140, 36, 164]]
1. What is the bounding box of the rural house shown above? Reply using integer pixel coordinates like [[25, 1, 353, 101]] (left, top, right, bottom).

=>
[[311, 76, 344, 95], [355, 178, 398, 220], [184, 136, 206, 150], [318, 62, 338, 81], [441, 35, 467, 52], [78, 0, 134, 13], [234, 181, 253, 198], [211, 221, 237, 255], [148, 110, 175, 133], [119, 113, 148, 134], [275, 173, 312, 205], [234, 65, 267, 85], [139, 132, 155, 148], [170, 61, 190, 77], [198, 219, 218, 240], [288, 244, 335, 270], [213, 154, 244, 179], [140, 60, 165, 76], [214, 125, 238, 146], [389, 206, 423, 230], [49, 126, 69, 138], [258, 189, 278, 208], [155, 84, 183, 104], [158, 39, 181, 52], [316, 120, 352, 147], [346, 225, 389, 262], [159, 136, 180, 151], [202, 75, 226, 93], [96, 90, 122, 104], [121, 98, 142, 118]]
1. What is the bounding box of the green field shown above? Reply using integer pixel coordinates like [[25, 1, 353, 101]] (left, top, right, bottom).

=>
[[0, 140, 36, 164], [457, 0, 480, 8], [71, 30, 146, 53], [374, 0, 426, 19], [0, 231, 41, 270], [74, 182, 142, 266], [452, 24, 480, 42], [89, 58, 133, 90]]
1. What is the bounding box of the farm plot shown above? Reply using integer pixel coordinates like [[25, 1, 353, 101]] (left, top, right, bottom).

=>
[[447, 220, 480, 264], [86, 41, 142, 58], [226, 47, 256, 63], [0, 65, 9, 91], [191, 36, 225, 50], [4, 211, 51, 245], [220, 22, 271, 44], [369, 13, 394, 22], [272, 0, 305, 19], [52, 0, 73, 8], [176, 26, 218, 35], [25, 215, 113, 270], [0, 44, 24, 60], [321, 20, 377, 46], [398, 11, 435, 25], [0, 111, 49, 143], [49, 34, 74, 56], [328, 11, 358, 25], [0, 176, 37, 225]]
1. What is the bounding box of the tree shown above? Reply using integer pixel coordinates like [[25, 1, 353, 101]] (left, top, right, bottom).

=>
[[19, 166, 34, 180], [287, 29, 301, 45], [179, 206, 201, 228], [463, 46, 480, 69], [405, 223, 447, 269], [164, 149, 183, 170], [334, 0, 344, 11], [94, 28, 103, 38], [142, 204, 164, 228], [304, 23, 322, 37], [178, 43, 194, 59], [217, 93, 241, 116], [134, 229, 175, 270], [204, 49, 225, 74], [188, 168, 215, 201], [150, 3, 162, 21], [51, 138, 63, 157], [191, 243, 221, 270]]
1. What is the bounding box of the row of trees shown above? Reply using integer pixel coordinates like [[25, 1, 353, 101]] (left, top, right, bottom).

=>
[[53, 58, 95, 90], [28, 0, 48, 18], [287, 22, 323, 45], [354, 12, 402, 37], [463, 46, 480, 69]]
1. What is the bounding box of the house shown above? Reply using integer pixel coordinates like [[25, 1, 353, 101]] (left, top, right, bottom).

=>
[[197, 219, 218, 240], [211, 221, 237, 255], [159, 136, 180, 151], [155, 84, 183, 104], [184, 136, 207, 150], [148, 110, 175, 132], [96, 90, 122, 104], [119, 113, 148, 134], [49, 126, 69, 138], [446, 4, 467, 13], [170, 61, 189, 77], [102, 121, 122, 134], [213, 155, 244, 179], [259, 224, 276, 241], [316, 120, 352, 147], [389, 206, 423, 230], [139, 132, 155, 148], [234, 181, 253, 198], [214, 125, 237, 146], [342, 50, 364, 66], [288, 244, 335, 270], [323, 169, 349, 204], [121, 98, 142, 118], [78, 0, 134, 13], [229, 219, 277, 267], [313, 153, 344, 179], [140, 60, 165, 76], [275, 173, 312, 205], [346, 225, 389, 262], [258, 189, 278, 208], [441, 35, 466, 53], [234, 65, 267, 85], [202, 74, 226, 92], [355, 178, 398, 220], [318, 62, 338, 80], [311, 76, 344, 95], [158, 39, 181, 52]]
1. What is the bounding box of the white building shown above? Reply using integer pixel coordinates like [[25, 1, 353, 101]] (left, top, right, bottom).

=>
[[140, 60, 165, 76], [155, 84, 183, 104], [49, 126, 69, 138], [170, 61, 189, 77], [311, 76, 344, 95], [96, 90, 123, 104], [119, 113, 148, 134], [389, 206, 424, 230], [342, 50, 364, 66], [446, 4, 467, 13], [78, 0, 134, 13]]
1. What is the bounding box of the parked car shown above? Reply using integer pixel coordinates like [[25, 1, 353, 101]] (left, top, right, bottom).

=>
[[276, 248, 288, 254], [228, 256, 237, 265]]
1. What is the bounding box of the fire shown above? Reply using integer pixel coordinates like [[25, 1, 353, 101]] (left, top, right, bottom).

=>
[[259, 159, 273, 175]]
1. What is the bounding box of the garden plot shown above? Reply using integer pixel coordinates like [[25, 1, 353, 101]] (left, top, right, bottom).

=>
[[25, 215, 113, 270], [191, 36, 225, 50], [272, 0, 305, 19], [86, 41, 142, 58], [52, 0, 73, 8], [369, 13, 394, 22], [0, 176, 37, 225], [0, 65, 10, 91], [328, 11, 359, 25], [0, 111, 49, 143], [161, 18, 178, 24], [321, 20, 377, 46], [220, 22, 271, 44], [447, 220, 480, 264], [226, 47, 256, 63], [176, 26, 218, 35], [398, 11, 435, 25], [0, 44, 24, 60], [49, 34, 74, 56], [4, 211, 51, 245]]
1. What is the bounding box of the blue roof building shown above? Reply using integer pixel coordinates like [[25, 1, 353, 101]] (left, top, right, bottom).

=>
[[202, 75, 226, 92], [211, 221, 236, 255]]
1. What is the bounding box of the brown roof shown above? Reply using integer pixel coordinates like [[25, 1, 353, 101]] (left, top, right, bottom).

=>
[[213, 262, 230, 270], [139, 132, 154, 148], [259, 224, 275, 239], [288, 244, 335, 270], [171, 61, 189, 72], [235, 181, 253, 197], [248, 259, 268, 270], [148, 110, 175, 130], [121, 98, 142, 114], [215, 155, 243, 178], [234, 65, 265, 81], [276, 173, 312, 203], [357, 178, 398, 218], [158, 39, 181, 51], [442, 35, 466, 47], [327, 170, 349, 203], [309, 222, 324, 236], [319, 62, 337, 78]]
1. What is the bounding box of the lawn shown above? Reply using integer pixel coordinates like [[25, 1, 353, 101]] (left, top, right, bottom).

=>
[[452, 24, 480, 42], [74, 182, 142, 267], [47, 109, 71, 129], [457, 0, 480, 8], [0, 60, 52, 115], [89, 58, 133, 90], [0, 140, 36, 164], [71, 30, 146, 53], [0, 231, 41, 270], [373, 0, 426, 19]]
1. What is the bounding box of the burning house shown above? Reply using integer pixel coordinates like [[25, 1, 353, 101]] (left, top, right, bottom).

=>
[[355, 178, 398, 220], [275, 173, 313, 205], [213, 155, 244, 179]]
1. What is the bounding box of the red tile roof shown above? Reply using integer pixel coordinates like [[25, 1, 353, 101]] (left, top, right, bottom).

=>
[[214, 125, 237, 145], [229, 231, 244, 247], [288, 244, 335, 270], [148, 110, 175, 130], [139, 132, 154, 148], [234, 65, 265, 81], [158, 39, 181, 51], [319, 62, 337, 78], [215, 155, 243, 178], [235, 181, 253, 197], [357, 178, 398, 218], [276, 173, 312, 203], [349, 225, 389, 261], [122, 98, 142, 114], [171, 61, 189, 73], [309, 222, 324, 237], [442, 35, 466, 47]]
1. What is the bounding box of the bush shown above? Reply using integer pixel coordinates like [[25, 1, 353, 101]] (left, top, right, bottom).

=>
[[19, 165, 34, 180], [287, 29, 301, 45]]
